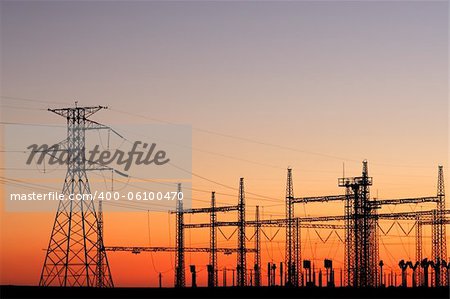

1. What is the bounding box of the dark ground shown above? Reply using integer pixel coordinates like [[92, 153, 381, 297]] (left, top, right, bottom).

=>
[[1, 286, 449, 299]]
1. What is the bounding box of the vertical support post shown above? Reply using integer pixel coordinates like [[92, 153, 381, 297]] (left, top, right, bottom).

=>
[[237, 178, 246, 287], [190, 265, 196, 288], [324, 259, 333, 287], [175, 183, 185, 287], [399, 260, 407, 287], [207, 265, 214, 287], [432, 165, 447, 285], [271, 263, 277, 286], [280, 262, 283, 286], [415, 217, 422, 286], [285, 168, 294, 286], [319, 269, 322, 287], [379, 260, 384, 287], [210, 192, 217, 287], [331, 269, 335, 287], [254, 206, 261, 287], [421, 259, 429, 288], [294, 218, 301, 286], [232, 269, 235, 287], [223, 267, 227, 287]]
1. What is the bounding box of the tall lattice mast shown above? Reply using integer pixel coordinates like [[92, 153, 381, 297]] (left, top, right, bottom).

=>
[[254, 206, 261, 287], [432, 165, 447, 286], [339, 160, 376, 287], [415, 215, 423, 286], [209, 191, 218, 287], [97, 192, 114, 287], [175, 183, 185, 287], [285, 168, 294, 286], [39, 105, 113, 287], [237, 178, 247, 286]]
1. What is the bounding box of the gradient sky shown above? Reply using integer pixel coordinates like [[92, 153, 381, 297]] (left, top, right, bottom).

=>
[[0, 0, 448, 287]]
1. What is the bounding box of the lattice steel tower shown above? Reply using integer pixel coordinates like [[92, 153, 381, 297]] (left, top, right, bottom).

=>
[[254, 206, 261, 287], [209, 191, 218, 287], [339, 160, 378, 287], [415, 215, 423, 286], [39, 105, 113, 287], [285, 168, 294, 286], [432, 165, 447, 286], [237, 178, 247, 286], [175, 183, 185, 287]]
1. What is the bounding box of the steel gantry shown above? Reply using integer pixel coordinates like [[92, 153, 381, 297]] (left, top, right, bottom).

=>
[[105, 246, 256, 254], [169, 179, 245, 287], [285, 161, 444, 288]]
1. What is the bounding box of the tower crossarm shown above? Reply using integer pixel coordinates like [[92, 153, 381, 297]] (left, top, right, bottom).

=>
[[377, 209, 450, 220], [48, 105, 106, 118], [292, 195, 346, 204], [184, 220, 346, 229], [176, 205, 239, 214], [284, 210, 450, 222], [419, 219, 450, 225], [105, 246, 256, 253], [371, 196, 439, 207], [84, 119, 124, 138]]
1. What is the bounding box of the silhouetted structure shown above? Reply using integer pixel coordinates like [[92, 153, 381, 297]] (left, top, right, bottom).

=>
[[175, 183, 185, 287], [432, 165, 447, 286], [39, 105, 113, 287], [237, 178, 247, 286]]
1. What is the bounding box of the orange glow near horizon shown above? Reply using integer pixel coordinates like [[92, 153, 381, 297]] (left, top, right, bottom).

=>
[[1, 138, 448, 287]]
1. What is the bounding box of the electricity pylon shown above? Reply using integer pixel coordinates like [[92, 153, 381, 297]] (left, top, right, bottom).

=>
[[39, 105, 113, 287]]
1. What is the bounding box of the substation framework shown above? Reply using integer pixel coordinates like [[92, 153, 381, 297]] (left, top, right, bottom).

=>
[[105, 178, 345, 288], [106, 163, 449, 288], [284, 161, 448, 288], [39, 105, 449, 288]]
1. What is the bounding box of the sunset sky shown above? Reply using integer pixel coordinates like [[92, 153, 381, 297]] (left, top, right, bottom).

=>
[[0, 0, 448, 287]]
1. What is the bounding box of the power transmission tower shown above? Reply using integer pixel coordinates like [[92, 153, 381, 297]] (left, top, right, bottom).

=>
[[175, 183, 185, 287], [285, 168, 294, 286], [237, 178, 247, 286], [432, 165, 447, 286], [39, 105, 113, 287]]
